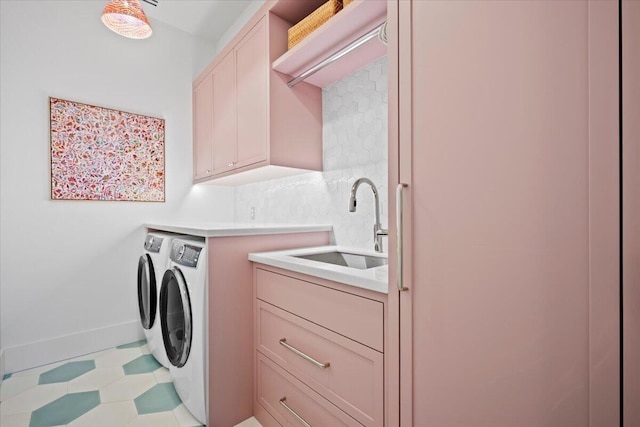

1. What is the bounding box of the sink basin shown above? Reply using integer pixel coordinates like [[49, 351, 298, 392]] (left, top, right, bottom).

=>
[[294, 251, 388, 270]]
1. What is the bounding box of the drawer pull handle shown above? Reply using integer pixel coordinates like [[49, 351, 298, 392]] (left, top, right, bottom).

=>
[[279, 338, 330, 369], [279, 397, 312, 427]]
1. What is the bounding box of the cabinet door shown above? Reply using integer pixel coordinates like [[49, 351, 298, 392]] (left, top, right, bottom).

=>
[[211, 51, 237, 174], [623, 1, 640, 424], [235, 17, 268, 169], [193, 74, 214, 180], [392, 1, 619, 426]]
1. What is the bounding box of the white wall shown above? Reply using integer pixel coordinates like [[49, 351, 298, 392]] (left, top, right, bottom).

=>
[[235, 57, 388, 251], [0, 0, 235, 373], [215, 0, 267, 57]]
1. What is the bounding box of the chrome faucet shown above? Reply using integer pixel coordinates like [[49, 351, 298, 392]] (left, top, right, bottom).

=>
[[349, 177, 388, 252]]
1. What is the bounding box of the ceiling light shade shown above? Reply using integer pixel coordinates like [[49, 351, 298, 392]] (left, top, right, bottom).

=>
[[101, 0, 152, 39]]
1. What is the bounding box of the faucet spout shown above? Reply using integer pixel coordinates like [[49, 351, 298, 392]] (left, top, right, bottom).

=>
[[349, 177, 387, 252], [348, 194, 357, 212]]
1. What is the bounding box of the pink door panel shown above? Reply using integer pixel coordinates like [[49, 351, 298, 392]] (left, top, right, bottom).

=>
[[193, 74, 214, 179], [394, 1, 620, 426], [623, 0, 640, 424], [235, 17, 268, 169], [211, 51, 236, 174]]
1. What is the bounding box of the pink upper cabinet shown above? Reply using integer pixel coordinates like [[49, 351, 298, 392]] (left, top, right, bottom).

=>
[[192, 6, 323, 185], [192, 74, 214, 180], [235, 17, 268, 169], [389, 1, 620, 426], [211, 51, 236, 175]]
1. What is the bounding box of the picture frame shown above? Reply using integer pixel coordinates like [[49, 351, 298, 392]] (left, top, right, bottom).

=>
[[49, 97, 165, 202]]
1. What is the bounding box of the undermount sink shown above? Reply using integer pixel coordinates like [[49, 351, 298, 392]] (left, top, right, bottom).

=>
[[294, 250, 388, 270]]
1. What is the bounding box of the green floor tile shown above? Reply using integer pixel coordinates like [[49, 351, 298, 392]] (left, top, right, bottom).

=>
[[123, 354, 162, 375], [116, 339, 147, 349], [38, 361, 95, 385], [134, 382, 181, 414], [29, 391, 100, 426]]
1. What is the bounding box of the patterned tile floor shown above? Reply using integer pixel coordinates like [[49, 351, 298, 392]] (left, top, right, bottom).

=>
[[0, 340, 262, 427]]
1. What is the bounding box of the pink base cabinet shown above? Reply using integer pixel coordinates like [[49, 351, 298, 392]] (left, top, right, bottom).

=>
[[205, 231, 329, 427], [252, 265, 387, 427]]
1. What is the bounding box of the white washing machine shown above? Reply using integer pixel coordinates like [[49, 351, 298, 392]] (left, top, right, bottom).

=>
[[138, 231, 174, 368], [160, 237, 208, 424]]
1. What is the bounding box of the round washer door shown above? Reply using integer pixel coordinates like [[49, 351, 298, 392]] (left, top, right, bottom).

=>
[[137, 254, 157, 330], [160, 267, 192, 368]]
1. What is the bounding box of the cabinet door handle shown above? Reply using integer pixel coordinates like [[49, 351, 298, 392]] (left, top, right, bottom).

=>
[[279, 338, 330, 369], [397, 183, 409, 291], [279, 397, 312, 427]]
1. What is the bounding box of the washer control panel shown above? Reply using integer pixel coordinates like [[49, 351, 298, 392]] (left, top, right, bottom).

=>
[[144, 235, 164, 253], [170, 242, 202, 268]]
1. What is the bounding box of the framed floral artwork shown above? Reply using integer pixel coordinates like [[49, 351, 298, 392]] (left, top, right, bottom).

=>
[[49, 97, 165, 201]]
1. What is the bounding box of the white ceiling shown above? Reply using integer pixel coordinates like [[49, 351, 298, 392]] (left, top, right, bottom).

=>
[[141, 0, 255, 42]]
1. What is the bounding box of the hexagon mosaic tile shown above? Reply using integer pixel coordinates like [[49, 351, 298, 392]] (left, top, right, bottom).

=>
[[235, 56, 389, 252], [38, 361, 95, 385], [0, 341, 259, 427], [134, 383, 181, 415], [123, 355, 162, 375], [29, 391, 100, 426], [116, 340, 147, 349]]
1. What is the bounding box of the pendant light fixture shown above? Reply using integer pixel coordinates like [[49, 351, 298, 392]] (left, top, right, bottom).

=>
[[101, 0, 152, 40]]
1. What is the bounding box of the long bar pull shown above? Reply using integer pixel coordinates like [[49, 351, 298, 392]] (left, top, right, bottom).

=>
[[287, 23, 385, 88], [396, 183, 409, 291], [279, 398, 312, 427], [279, 338, 330, 369]]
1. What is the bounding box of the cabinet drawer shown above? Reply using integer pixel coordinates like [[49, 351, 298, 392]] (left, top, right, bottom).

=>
[[257, 352, 363, 427], [257, 301, 383, 426], [255, 402, 282, 427], [256, 269, 384, 351]]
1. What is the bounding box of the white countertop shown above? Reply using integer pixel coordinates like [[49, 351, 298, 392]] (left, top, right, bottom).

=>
[[145, 222, 333, 238], [249, 246, 388, 294]]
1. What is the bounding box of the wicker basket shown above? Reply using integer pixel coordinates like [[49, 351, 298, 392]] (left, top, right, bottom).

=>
[[343, 0, 353, 6], [288, 0, 343, 49]]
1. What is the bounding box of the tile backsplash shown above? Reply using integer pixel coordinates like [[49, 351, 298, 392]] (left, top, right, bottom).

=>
[[235, 56, 388, 251]]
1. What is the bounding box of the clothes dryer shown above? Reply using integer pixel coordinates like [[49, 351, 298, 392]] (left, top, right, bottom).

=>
[[160, 237, 208, 424]]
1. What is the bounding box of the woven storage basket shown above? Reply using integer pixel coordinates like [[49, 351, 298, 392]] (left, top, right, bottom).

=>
[[343, 0, 353, 6], [288, 0, 343, 49]]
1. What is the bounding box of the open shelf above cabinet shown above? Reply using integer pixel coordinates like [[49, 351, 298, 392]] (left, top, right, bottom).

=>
[[272, 0, 387, 88]]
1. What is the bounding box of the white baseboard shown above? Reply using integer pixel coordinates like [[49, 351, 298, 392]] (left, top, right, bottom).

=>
[[1, 320, 145, 374]]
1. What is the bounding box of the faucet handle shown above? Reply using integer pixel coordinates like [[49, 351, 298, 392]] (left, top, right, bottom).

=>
[[373, 224, 387, 252]]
